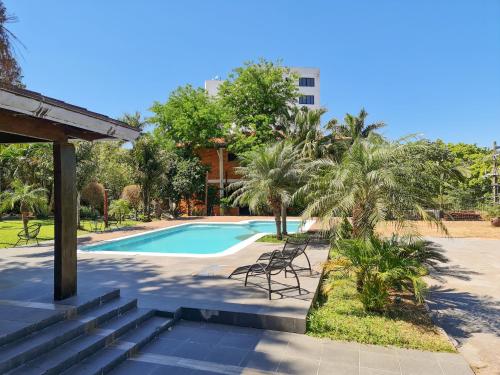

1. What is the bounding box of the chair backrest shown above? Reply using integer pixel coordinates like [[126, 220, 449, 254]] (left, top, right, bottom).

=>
[[282, 237, 309, 256], [28, 223, 42, 238]]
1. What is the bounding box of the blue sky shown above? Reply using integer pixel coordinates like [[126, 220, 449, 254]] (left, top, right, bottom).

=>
[[5, 0, 500, 146]]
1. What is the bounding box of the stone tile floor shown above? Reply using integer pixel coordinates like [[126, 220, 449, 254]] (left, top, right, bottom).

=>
[[110, 320, 474, 375]]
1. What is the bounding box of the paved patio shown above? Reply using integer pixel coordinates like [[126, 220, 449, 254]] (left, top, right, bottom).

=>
[[426, 237, 500, 375], [111, 320, 473, 375], [0, 217, 329, 333]]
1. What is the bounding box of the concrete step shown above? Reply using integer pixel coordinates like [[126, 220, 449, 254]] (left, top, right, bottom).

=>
[[61, 316, 175, 375], [7, 306, 155, 375], [0, 296, 136, 373], [0, 289, 120, 348]]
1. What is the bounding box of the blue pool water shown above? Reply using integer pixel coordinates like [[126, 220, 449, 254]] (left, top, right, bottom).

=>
[[82, 220, 302, 255]]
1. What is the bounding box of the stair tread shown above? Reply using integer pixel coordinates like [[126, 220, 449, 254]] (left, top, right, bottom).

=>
[[0, 297, 134, 364], [62, 317, 173, 375], [7, 307, 153, 375]]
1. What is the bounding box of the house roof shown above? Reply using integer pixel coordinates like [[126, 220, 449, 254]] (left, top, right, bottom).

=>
[[0, 85, 141, 143]]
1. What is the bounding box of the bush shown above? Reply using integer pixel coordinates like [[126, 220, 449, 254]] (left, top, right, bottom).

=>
[[109, 199, 131, 222], [482, 205, 500, 219], [328, 236, 447, 312], [35, 203, 51, 219], [81, 181, 105, 213], [80, 205, 99, 220]]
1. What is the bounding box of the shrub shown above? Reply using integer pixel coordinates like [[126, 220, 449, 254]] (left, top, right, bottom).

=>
[[81, 181, 105, 213], [121, 185, 142, 219], [327, 236, 447, 312], [109, 199, 131, 223], [80, 205, 99, 220]]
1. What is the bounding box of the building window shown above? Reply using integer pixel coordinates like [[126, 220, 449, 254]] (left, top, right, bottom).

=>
[[299, 77, 315, 87], [228, 152, 237, 161], [299, 95, 315, 105]]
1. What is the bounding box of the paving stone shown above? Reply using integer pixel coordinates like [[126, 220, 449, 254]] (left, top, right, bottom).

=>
[[359, 367, 401, 375], [277, 356, 320, 374], [321, 341, 360, 367], [399, 356, 443, 375], [203, 345, 249, 366], [360, 350, 401, 373], [437, 360, 474, 375], [318, 361, 359, 375], [141, 337, 185, 356], [239, 350, 282, 372], [171, 342, 215, 361], [218, 332, 262, 350], [111, 360, 159, 375]]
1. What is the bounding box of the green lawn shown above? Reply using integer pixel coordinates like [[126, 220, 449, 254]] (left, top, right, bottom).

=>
[[0, 219, 140, 248], [307, 250, 455, 352], [256, 233, 310, 243]]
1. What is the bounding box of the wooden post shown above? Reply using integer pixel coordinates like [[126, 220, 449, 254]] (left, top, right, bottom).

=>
[[53, 142, 77, 300]]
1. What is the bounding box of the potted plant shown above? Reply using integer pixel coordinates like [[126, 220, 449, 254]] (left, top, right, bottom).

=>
[[483, 205, 500, 227], [219, 197, 232, 216]]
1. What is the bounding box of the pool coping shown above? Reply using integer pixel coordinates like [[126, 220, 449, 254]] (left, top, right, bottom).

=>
[[78, 219, 316, 258]]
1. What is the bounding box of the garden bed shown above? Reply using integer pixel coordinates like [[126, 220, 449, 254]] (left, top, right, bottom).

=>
[[307, 251, 455, 352]]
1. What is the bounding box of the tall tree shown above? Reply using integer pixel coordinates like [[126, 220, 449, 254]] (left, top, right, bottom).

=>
[[119, 111, 147, 131], [0, 180, 47, 235], [150, 85, 226, 153], [329, 108, 385, 142], [229, 142, 302, 239], [0, 0, 23, 86], [131, 134, 164, 221], [218, 59, 299, 153]]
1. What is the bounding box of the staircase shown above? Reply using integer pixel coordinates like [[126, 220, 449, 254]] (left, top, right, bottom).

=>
[[0, 290, 174, 375]]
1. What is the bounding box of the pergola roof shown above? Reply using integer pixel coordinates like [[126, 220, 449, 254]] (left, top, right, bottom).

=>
[[0, 85, 140, 143]]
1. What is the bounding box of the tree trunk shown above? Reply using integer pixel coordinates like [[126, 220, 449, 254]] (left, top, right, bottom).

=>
[[272, 202, 282, 240], [76, 191, 81, 229], [281, 203, 288, 236], [21, 212, 29, 237]]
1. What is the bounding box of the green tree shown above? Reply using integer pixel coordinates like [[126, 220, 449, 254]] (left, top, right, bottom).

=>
[[0, 0, 23, 86], [329, 108, 385, 142], [109, 199, 131, 223], [150, 85, 226, 153], [299, 135, 445, 238], [218, 59, 299, 152], [119, 111, 147, 130], [229, 142, 302, 239], [131, 134, 165, 221], [0, 179, 47, 235], [172, 158, 208, 216]]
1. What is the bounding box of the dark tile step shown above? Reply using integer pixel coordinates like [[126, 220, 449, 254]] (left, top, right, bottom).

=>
[[7, 306, 152, 375], [61, 316, 175, 375], [0, 297, 136, 373], [0, 289, 120, 348]]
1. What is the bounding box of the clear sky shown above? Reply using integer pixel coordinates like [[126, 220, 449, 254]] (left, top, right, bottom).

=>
[[4, 0, 500, 146]]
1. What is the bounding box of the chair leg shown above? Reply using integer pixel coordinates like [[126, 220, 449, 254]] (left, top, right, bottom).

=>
[[289, 265, 302, 295], [303, 252, 312, 275], [14, 238, 21, 247], [267, 273, 272, 300], [244, 268, 252, 286]]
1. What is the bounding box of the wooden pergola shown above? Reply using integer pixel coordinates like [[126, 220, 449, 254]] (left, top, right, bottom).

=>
[[0, 85, 140, 300]]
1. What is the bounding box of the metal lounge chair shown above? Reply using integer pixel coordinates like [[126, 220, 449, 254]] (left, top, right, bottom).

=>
[[228, 247, 303, 300], [15, 223, 42, 246], [257, 237, 312, 275]]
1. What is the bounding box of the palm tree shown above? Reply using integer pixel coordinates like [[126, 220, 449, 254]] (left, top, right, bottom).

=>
[[328, 108, 385, 141], [228, 142, 302, 239], [119, 111, 147, 131], [286, 107, 329, 159], [0, 179, 47, 235], [299, 135, 445, 238], [0, 1, 23, 86]]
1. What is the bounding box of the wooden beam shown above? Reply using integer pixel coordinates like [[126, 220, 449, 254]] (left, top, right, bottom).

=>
[[0, 110, 106, 142], [53, 142, 77, 300], [0, 132, 49, 143]]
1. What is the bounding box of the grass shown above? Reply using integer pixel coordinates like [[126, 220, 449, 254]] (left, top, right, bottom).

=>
[[0, 218, 140, 248], [256, 233, 310, 243], [307, 250, 455, 352]]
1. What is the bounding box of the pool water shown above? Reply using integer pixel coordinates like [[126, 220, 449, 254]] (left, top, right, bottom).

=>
[[82, 220, 302, 256]]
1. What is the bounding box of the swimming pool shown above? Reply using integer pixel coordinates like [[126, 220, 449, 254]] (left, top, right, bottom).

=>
[[81, 220, 311, 257]]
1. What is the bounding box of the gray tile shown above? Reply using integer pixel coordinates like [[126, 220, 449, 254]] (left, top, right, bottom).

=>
[[239, 350, 282, 372], [399, 356, 442, 375], [285, 334, 324, 360], [218, 332, 262, 349], [438, 360, 474, 375], [141, 337, 185, 356], [203, 345, 249, 366], [322, 341, 360, 366], [171, 342, 214, 361], [360, 350, 401, 373], [277, 356, 320, 374], [111, 360, 159, 375], [318, 361, 359, 375], [187, 327, 225, 344], [360, 367, 400, 375], [165, 326, 204, 341]]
